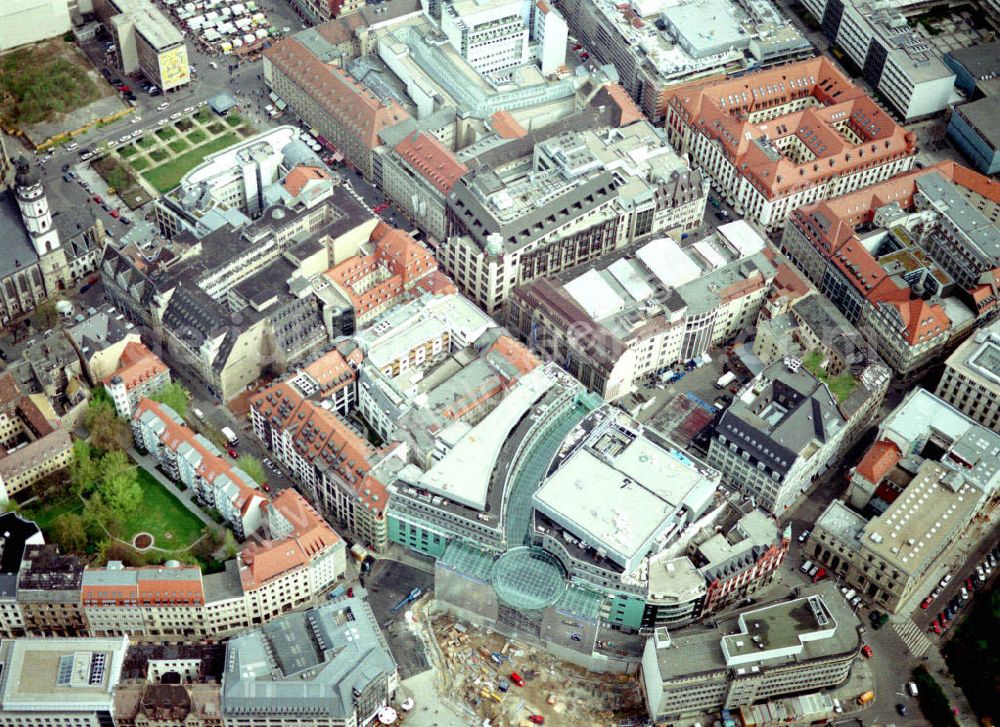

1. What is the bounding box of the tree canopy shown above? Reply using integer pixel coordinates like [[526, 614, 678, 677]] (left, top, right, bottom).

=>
[[236, 454, 266, 484], [151, 382, 190, 417], [83, 398, 130, 452]]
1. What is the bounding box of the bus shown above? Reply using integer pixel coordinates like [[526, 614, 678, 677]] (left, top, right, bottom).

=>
[[221, 426, 239, 446]]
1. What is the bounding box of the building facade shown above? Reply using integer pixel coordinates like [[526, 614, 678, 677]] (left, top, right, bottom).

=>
[[935, 319, 1000, 431]]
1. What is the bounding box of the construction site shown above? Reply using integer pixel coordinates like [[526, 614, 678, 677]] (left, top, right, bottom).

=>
[[426, 611, 648, 727]]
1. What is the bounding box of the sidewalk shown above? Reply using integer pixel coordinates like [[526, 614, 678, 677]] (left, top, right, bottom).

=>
[[131, 447, 215, 527]]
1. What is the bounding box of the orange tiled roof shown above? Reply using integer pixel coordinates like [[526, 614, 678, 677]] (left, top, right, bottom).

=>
[[855, 440, 901, 484], [393, 131, 468, 194], [283, 165, 330, 197], [488, 335, 540, 376], [302, 348, 357, 393], [135, 399, 262, 514], [104, 341, 168, 392], [250, 387, 378, 510], [664, 57, 916, 200], [490, 110, 527, 139], [270, 488, 341, 556], [602, 83, 644, 127], [240, 539, 308, 589], [264, 39, 409, 149], [325, 224, 448, 317]]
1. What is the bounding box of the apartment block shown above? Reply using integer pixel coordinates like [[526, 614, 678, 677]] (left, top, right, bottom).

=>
[[561, 0, 811, 122], [708, 357, 888, 514], [813, 388, 1000, 612], [663, 57, 917, 231], [102, 161, 376, 402], [93, 0, 191, 90], [0, 635, 129, 727], [103, 341, 171, 420], [779, 161, 1000, 379], [441, 116, 705, 313], [64, 307, 142, 385], [948, 96, 1000, 176], [641, 583, 861, 721], [324, 223, 455, 328], [221, 594, 397, 727], [801, 0, 954, 120], [507, 223, 777, 400], [250, 346, 395, 552], [935, 319, 1000, 431], [133, 398, 266, 538]]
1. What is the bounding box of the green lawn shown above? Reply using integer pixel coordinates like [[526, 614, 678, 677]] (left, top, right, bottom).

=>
[[195, 108, 212, 123], [225, 112, 243, 127], [120, 468, 205, 549], [188, 128, 207, 144], [141, 132, 240, 194], [119, 144, 138, 158], [156, 127, 176, 140], [138, 136, 156, 149], [168, 138, 190, 153], [802, 349, 858, 403], [22, 494, 83, 533], [206, 122, 225, 134], [150, 148, 169, 162], [130, 157, 150, 171]]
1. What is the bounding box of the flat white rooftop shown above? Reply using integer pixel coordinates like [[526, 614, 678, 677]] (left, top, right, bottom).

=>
[[418, 365, 555, 510], [636, 237, 702, 289]]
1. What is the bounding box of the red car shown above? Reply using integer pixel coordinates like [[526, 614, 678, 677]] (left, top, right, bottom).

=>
[[932, 622, 941, 634], [862, 645, 873, 658], [92, 195, 103, 204], [227, 447, 237, 458], [528, 717, 545, 725], [920, 596, 934, 609], [579, 52, 590, 60], [812, 567, 827, 583], [373, 202, 390, 214], [509, 672, 525, 687], [110, 208, 120, 219], [117, 84, 130, 92], [262, 482, 271, 493]]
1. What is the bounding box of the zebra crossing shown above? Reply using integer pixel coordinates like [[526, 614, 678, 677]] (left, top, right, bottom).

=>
[[893, 619, 932, 658]]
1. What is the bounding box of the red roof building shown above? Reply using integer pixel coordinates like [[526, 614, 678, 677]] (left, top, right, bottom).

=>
[[662, 57, 917, 231], [780, 161, 1000, 378], [104, 341, 171, 419]]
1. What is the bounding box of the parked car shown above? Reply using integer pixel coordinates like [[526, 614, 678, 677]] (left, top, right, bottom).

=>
[[862, 645, 873, 658], [920, 596, 933, 609], [110, 209, 120, 219], [798, 529, 811, 543], [92, 195, 103, 205], [227, 447, 237, 458], [157, 102, 170, 111], [896, 703, 907, 717], [170, 112, 182, 120], [121, 216, 131, 225], [262, 482, 271, 493]]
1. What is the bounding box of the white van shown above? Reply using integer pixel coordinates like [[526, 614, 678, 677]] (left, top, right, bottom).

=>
[[193, 407, 205, 420], [907, 682, 919, 697], [800, 560, 813, 574], [832, 698, 843, 714]]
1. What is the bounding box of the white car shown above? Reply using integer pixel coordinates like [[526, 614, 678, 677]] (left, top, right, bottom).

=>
[[131, 116, 141, 124], [170, 112, 182, 120], [131, 130, 143, 138], [798, 529, 811, 543], [80, 152, 93, 162], [119, 135, 131, 143], [156, 102, 170, 111], [157, 118, 169, 126], [65, 141, 79, 151], [183, 106, 195, 113]]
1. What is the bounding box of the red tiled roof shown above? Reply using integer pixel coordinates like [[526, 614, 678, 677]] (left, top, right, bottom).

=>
[[104, 341, 168, 392], [664, 57, 916, 200], [325, 224, 450, 317], [283, 165, 330, 197], [393, 131, 467, 194], [855, 440, 901, 484], [490, 110, 527, 139], [135, 398, 262, 515], [602, 83, 644, 127], [264, 38, 408, 150]]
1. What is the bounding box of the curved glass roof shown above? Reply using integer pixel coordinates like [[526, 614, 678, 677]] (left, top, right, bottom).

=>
[[491, 546, 567, 611]]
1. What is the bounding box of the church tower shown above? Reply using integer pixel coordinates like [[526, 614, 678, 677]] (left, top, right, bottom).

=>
[[14, 155, 60, 256]]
